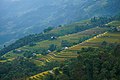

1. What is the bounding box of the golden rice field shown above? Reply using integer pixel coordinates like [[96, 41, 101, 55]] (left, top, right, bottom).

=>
[[28, 71, 50, 80]]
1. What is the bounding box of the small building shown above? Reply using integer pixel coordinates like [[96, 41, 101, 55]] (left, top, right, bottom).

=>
[[13, 49, 23, 54], [48, 50, 51, 53], [51, 36, 57, 40], [116, 26, 120, 31], [32, 53, 36, 56], [65, 47, 69, 49], [62, 47, 69, 50]]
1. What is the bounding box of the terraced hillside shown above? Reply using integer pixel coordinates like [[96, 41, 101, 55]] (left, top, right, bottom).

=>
[[0, 16, 114, 56], [3, 27, 108, 60], [27, 31, 120, 80], [107, 21, 120, 27], [28, 20, 120, 79], [69, 32, 120, 51], [42, 31, 120, 62], [69, 21, 120, 51], [28, 71, 51, 80]]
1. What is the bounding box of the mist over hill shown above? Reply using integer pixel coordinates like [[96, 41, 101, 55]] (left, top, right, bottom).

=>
[[0, 0, 120, 47]]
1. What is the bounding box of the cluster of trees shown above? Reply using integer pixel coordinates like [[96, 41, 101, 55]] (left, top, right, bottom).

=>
[[23, 51, 34, 58], [0, 57, 40, 80], [0, 57, 60, 80], [91, 13, 120, 28], [43, 27, 54, 33], [0, 33, 56, 56], [43, 44, 120, 80], [61, 40, 71, 47], [48, 44, 57, 52], [90, 16, 115, 28]]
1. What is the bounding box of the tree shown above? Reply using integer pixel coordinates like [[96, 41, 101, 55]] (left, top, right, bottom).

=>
[[44, 27, 54, 33], [49, 44, 57, 51], [53, 68, 60, 76], [101, 41, 107, 46], [61, 40, 71, 47], [23, 51, 33, 58], [28, 42, 36, 46], [43, 74, 54, 80], [56, 74, 69, 80]]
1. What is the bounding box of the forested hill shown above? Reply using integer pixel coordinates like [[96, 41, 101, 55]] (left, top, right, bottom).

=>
[[0, 0, 120, 46]]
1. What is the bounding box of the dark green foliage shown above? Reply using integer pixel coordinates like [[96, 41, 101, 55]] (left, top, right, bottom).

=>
[[28, 42, 36, 46], [62, 65, 70, 76], [0, 59, 60, 80], [90, 17, 113, 27], [79, 36, 93, 43], [44, 27, 54, 33], [49, 44, 57, 51], [0, 57, 40, 80], [56, 47, 63, 52], [39, 61, 60, 73], [55, 74, 69, 80], [41, 49, 49, 55], [110, 27, 118, 32], [23, 51, 34, 58], [0, 56, 6, 60], [58, 25, 62, 27], [0, 33, 51, 56], [113, 44, 120, 57], [43, 74, 54, 80], [53, 68, 60, 76], [78, 47, 95, 53], [101, 41, 108, 46], [61, 40, 71, 47]]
